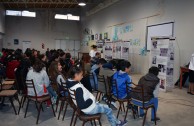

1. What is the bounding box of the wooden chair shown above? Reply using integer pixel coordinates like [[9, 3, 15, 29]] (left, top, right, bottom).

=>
[[96, 75, 107, 102], [0, 77, 21, 115], [68, 88, 102, 126], [57, 79, 69, 121], [107, 77, 128, 118], [125, 83, 157, 126], [24, 80, 56, 124]]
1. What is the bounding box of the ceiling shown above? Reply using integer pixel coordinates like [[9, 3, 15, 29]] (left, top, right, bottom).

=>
[[0, 0, 104, 10]]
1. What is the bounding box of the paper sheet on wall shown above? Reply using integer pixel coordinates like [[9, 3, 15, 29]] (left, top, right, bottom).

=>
[[103, 42, 113, 60], [121, 42, 130, 59]]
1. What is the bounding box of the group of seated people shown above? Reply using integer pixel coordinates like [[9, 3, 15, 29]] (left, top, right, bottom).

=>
[[0, 48, 160, 126]]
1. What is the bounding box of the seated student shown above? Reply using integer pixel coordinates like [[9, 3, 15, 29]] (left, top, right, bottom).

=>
[[26, 60, 58, 105], [63, 53, 74, 75], [112, 60, 132, 99], [6, 55, 20, 79], [67, 66, 127, 126], [131, 66, 160, 121], [48, 61, 67, 96], [90, 52, 101, 67], [90, 58, 107, 90]]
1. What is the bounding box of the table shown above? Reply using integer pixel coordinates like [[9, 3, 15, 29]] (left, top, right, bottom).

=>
[[180, 67, 189, 89]]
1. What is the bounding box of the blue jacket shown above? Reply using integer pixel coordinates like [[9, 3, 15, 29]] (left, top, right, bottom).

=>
[[112, 71, 132, 99]]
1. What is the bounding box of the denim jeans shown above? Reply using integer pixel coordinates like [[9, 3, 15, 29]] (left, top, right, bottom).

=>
[[132, 98, 158, 119], [46, 85, 57, 99], [85, 103, 120, 126]]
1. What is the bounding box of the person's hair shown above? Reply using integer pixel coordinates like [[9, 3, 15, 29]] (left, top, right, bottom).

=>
[[98, 58, 107, 65], [25, 49, 32, 58], [95, 52, 100, 56], [149, 66, 159, 76], [91, 45, 97, 49], [33, 59, 44, 73], [109, 60, 117, 68], [68, 66, 83, 79], [60, 52, 65, 57], [38, 54, 46, 61], [48, 61, 64, 82], [119, 60, 131, 71], [65, 53, 71, 59]]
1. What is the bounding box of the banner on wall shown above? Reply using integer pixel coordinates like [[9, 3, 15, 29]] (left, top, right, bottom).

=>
[[150, 37, 175, 92]]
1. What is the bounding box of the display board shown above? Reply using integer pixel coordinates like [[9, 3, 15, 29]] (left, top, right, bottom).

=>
[[146, 22, 174, 51], [150, 37, 175, 92], [103, 41, 131, 60]]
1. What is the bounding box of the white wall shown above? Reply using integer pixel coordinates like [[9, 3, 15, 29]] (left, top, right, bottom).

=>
[[81, 0, 194, 83], [4, 10, 81, 53]]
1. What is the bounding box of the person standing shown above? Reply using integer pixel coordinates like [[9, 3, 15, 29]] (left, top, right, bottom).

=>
[[89, 45, 97, 58], [188, 53, 194, 95]]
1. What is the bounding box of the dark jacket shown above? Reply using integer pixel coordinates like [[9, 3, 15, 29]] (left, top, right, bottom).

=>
[[131, 73, 159, 101]]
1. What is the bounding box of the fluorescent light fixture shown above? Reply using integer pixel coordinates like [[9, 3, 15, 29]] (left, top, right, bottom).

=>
[[6, 10, 21, 16], [78, 2, 86, 6], [22, 10, 36, 17], [55, 14, 67, 20]]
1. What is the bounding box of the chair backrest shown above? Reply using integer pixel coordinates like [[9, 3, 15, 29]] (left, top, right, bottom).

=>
[[108, 77, 119, 99], [97, 74, 107, 94], [59, 78, 69, 99], [106, 76, 113, 96], [25, 79, 38, 100], [89, 72, 97, 90], [0, 75, 3, 91], [68, 88, 80, 114], [126, 82, 146, 108]]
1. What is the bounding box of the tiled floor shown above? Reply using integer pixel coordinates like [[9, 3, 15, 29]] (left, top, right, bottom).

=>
[[1, 74, 194, 126]]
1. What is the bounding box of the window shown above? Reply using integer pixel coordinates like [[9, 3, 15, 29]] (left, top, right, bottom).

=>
[[21, 11, 36, 17], [6, 10, 21, 16], [55, 14, 80, 21], [6, 10, 36, 17]]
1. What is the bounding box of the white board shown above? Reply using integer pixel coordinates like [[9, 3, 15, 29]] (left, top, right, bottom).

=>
[[146, 22, 174, 51]]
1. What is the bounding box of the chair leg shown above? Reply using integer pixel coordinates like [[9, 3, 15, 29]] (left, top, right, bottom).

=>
[[58, 101, 64, 120], [99, 119, 102, 126], [94, 120, 97, 126], [70, 110, 75, 126], [24, 99, 30, 118], [73, 115, 78, 126], [142, 109, 148, 126], [36, 102, 43, 124], [22, 96, 26, 108], [16, 94, 21, 115], [55, 97, 59, 112], [9, 97, 17, 115], [35, 101, 39, 111], [82, 121, 86, 126], [124, 106, 129, 121], [122, 102, 125, 112], [62, 102, 68, 120], [117, 103, 122, 118], [153, 106, 157, 125], [20, 96, 24, 108], [90, 121, 93, 126], [51, 100, 56, 117]]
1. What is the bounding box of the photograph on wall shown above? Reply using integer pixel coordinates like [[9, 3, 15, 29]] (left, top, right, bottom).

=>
[[100, 34, 102, 40], [95, 34, 98, 40], [160, 48, 168, 57], [103, 42, 113, 60], [121, 42, 130, 59], [152, 41, 158, 49], [160, 78, 166, 90], [152, 56, 157, 64], [158, 64, 166, 73], [104, 32, 108, 39], [14, 39, 19, 45], [167, 68, 174, 75]]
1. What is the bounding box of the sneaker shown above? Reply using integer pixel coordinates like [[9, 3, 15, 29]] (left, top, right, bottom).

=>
[[116, 120, 128, 126], [151, 117, 160, 122], [111, 101, 117, 108]]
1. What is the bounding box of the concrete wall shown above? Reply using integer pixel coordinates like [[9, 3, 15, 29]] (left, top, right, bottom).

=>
[[81, 0, 194, 83], [4, 10, 81, 53]]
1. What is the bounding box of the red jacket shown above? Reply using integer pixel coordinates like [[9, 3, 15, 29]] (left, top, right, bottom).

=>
[[6, 60, 20, 79]]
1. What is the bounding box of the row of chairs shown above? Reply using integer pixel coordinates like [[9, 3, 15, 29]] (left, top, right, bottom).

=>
[[89, 73, 157, 126]]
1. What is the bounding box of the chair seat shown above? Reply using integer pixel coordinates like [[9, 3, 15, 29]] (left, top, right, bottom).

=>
[[3, 81, 15, 85], [1, 85, 13, 90], [29, 95, 51, 102], [131, 99, 153, 108], [78, 113, 101, 121], [112, 95, 129, 102], [0, 90, 17, 96]]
